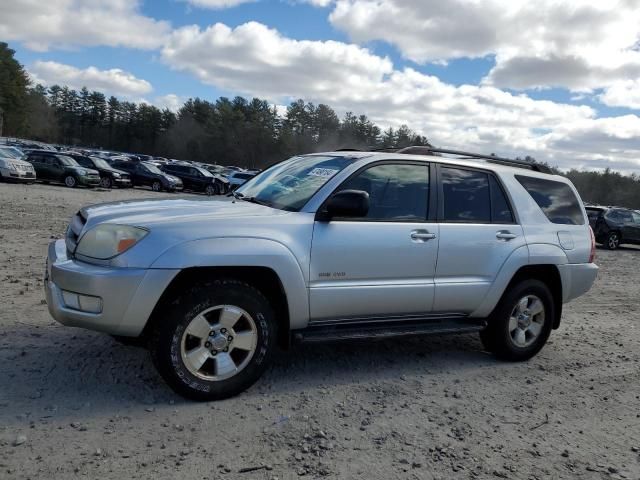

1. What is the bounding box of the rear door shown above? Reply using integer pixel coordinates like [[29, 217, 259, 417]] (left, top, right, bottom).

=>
[[434, 166, 525, 313]]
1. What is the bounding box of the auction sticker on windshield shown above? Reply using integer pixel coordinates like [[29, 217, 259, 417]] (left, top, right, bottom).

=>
[[307, 168, 339, 178]]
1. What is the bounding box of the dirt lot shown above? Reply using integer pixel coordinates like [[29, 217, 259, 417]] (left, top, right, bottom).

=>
[[0, 182, 639, 480]]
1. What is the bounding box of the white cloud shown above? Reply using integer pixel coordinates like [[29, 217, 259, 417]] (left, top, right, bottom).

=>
[[29, 61, 153, 97], [152, 94, 185, 112], [600, 80, 640, 110], [160, 21, 640, 171], [327, 0, 640, 93], [0, 0, 170, 51], [182, 0, 255, 8]]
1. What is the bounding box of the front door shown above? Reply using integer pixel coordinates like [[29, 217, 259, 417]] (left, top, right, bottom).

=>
[[434, 166, 525, 313], [309, 162, 438, 322]]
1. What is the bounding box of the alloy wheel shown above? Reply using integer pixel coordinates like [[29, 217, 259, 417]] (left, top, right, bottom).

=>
[[508, 295, 545, 348], [180, 305, 258, 381]]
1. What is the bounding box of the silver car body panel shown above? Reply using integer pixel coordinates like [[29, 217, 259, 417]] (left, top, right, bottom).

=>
[[45, 151, 598, 336]]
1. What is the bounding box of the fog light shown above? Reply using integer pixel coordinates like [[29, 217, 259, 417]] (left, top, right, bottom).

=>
[[61, 290, 103, 313]]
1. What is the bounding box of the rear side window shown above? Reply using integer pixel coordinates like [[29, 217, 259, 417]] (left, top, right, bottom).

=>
[[586, 208, 603, 221], [442, 167, 490, 223], [489, 175, 514, 223], [516, 175, 584, 225]]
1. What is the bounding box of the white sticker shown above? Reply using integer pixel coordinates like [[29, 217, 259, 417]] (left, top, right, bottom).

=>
[[307, 167, 338, 178]]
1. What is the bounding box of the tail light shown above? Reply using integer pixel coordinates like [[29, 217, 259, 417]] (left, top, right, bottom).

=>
[[588, 226, 596, 263]]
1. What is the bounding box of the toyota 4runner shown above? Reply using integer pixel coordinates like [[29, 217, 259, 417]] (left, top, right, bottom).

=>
[[44, 147, 598, 400]]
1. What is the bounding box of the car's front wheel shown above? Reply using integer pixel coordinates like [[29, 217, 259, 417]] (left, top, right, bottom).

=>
[[151, 180, 162, 192], [100, 176, 112, 189], [205, 184, 215, 196], [150, 279, 277, 400], [64, 175, 77, 188], [480, 279, 553, 361]]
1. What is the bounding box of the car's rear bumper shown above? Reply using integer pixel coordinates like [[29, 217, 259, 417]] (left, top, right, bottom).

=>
[[45, 239, 178, 336], [557, 262, 599, 303]]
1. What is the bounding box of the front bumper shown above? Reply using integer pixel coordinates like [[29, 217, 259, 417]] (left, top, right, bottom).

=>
[[557, 262, 599, 303], [0, 167, 36, 182], [114, 177, 132, 187], [79, 175, 101, 187], [45, 239, 178, 336]]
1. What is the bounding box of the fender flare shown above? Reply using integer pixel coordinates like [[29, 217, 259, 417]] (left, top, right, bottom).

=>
[[151, 237, 309, 328]]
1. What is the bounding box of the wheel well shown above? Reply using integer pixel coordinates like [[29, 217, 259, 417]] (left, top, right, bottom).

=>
[[507, 265, 563, 329], [142, 266, 291, 348]]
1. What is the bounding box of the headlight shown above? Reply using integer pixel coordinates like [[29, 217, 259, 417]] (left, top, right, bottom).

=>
[[77, 169, 87, 175], [7, 163, 18, 171], [112, 172, 121, 178], [75, 224, 148, 259]]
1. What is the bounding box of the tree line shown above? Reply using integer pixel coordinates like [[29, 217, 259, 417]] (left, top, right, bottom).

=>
[[2, 42, 640, 208], [0, 42, 428, 169]]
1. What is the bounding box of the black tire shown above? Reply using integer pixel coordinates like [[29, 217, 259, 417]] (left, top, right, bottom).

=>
[[605, 231, 621, 250], [480, 279, 554, 361], [151, 180, 162, 192], [149, 279, 277, 401], [205, 184, 215, 196], [100, 176, 113, 189], [64, 175, 77, 188]]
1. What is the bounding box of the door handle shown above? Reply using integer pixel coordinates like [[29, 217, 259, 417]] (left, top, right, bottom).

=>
[[411, 230, 437, 242], [496, 230, 517, 240]]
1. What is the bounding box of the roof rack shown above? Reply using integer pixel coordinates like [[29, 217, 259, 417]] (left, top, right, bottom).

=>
[[395, 146, 553, 174]]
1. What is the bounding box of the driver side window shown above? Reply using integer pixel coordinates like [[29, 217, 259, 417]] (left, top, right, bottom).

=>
[[336, 163, 429, 221]]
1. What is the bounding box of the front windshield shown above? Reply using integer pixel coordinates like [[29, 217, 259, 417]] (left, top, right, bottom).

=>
[[196, 167, 213, 177], [143, 162, 163, 174], [91, 157, 111, 169], [0, 147, 21, 159], [58, 155, 79, 166], [237, 155, 353, 211]]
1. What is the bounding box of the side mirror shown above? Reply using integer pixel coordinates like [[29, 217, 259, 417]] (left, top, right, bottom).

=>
[[317, 189, 369, 221]]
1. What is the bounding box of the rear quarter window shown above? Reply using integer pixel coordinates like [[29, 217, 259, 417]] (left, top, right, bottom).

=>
[[516, 175, 584, 225]]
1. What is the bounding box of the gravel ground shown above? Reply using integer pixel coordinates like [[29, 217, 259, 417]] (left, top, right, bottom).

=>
[[1, 182, 639, 480]]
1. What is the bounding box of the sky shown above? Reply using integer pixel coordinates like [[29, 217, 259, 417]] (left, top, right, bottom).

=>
[[2, 0, 640, 172]]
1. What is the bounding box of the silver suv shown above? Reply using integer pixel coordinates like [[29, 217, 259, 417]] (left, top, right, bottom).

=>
[[44, 147, 598, 400]]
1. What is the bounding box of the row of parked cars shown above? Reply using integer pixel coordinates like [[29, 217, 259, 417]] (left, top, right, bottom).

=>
[[0, 142, 259, 196]]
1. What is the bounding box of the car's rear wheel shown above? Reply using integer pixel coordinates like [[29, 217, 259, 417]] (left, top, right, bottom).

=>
[[151, 180, 162, 192], [480, 279, 553, 361], [150, 279, 277, 401], [64, 175, 77, 188], [100, 177, 112, 189], [605, 231, 620, 250], [205, 184, 215, 196]]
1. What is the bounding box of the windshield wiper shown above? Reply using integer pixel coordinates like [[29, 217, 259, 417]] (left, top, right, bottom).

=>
[[228, 191, 271, 207], [241, 196, 272, 207]]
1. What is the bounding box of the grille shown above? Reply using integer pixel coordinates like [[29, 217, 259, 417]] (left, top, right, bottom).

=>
[[66, 210, 87, 255]]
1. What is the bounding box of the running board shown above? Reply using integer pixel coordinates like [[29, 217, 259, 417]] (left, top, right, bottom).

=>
[[293, 317, 487, 344]]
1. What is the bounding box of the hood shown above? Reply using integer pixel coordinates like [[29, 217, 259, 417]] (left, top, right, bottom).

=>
[[81, 197, 287, 230], [74, 166, 99, 175]]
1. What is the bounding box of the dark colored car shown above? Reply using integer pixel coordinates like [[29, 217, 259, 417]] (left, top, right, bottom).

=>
[[65, 153, 132, 189], [26, 150, 100, 188], [112, 160, 183, 192], [161, 163, 228, 195], [586, 206, 640, 250]]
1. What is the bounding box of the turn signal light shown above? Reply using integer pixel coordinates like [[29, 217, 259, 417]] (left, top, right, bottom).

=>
[[588, 226, 596, 263], [117, 238, 137, 253]]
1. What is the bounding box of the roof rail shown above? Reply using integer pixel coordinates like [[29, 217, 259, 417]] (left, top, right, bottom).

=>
[[395, 146, 553, 174]]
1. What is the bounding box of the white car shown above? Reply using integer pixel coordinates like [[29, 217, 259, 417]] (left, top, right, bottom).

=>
[[0, 146, 36, 183], [227, 171, 256, 190], [45, 146, 597, 400]]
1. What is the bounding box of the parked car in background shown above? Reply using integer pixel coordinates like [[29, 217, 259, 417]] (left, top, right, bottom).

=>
[[586, 206, 640, 250], [112, 160, 183, 192], [162, 163, 229, 195], [227, 171, 256, 190], [0, 147, 36, 183], [25, 150, 100, 188], [65, 153, 132, 189]]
